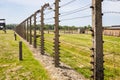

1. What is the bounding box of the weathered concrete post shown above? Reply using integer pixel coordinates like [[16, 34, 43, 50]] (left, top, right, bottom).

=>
[[40, 3, 50, 55], [24, 22, 27, 40], [54, 0, 60, 67], [33, 12, 37, 48], [90, 0, 104, 80], [27, 19, 29, 42], [29, 15, 32, 45]]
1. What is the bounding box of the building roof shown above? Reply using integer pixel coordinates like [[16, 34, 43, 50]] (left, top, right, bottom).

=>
[[0, 19, 5, 21], [104, 25, 120, 30], [112, 25, 120, 27]]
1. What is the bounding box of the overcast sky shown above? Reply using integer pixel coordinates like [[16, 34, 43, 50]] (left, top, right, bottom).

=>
[[0, 0, 120, 26]]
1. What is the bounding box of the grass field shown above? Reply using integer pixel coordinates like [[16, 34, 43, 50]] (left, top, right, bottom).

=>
[[2, 30, 119, 80], [42, 32, 120, 80], [0, 30, 50, 80]]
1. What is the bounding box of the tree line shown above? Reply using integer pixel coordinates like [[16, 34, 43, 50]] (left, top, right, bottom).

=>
[[6, 24, 91, 30], [6, 24, 17, 30]]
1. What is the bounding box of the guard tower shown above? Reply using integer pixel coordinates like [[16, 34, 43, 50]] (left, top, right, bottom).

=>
[[0, 19, 6, 33]]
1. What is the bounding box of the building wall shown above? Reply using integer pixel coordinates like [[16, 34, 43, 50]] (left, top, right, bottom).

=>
[[103, 29, 120, 37]]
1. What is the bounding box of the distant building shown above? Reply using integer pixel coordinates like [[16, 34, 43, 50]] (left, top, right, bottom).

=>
[[0, 19, 6, 33], [78, 27, 86, 34], [112, 25, 120, 27], [103, 25, 120, 36]]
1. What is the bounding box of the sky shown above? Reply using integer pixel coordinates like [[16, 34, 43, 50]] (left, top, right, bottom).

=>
[[0, 0, 120, 26]]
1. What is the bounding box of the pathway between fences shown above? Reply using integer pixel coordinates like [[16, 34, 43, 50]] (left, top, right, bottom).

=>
[[20, 33, 87, 80]]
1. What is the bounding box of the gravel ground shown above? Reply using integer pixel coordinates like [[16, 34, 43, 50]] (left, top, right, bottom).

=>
[[24, 40, 88, 80]]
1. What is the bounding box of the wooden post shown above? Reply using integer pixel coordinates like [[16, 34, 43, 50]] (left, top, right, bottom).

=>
[[91, 0, 104, 80], [19, 41, 23, 61], [54, 0, 60, 67], [33, 13, 37, 48], [14, 32, 17, 41]]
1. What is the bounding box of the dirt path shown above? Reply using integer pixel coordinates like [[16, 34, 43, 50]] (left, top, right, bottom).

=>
[[23, 39, 88, 80]]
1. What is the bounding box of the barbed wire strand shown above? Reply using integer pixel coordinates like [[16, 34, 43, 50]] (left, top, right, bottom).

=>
[[60, 3, 91, 14], [103, 11, 120, 14], [60, 8, 90, 17], [60, 0, 77, 8], [60, 15, 91, 21], [45, 17, 54, 20], [104, 0, 120, 2], [45, 20, 54, 23], [45, 10, 54, 15], [44, 3, 54, 15]]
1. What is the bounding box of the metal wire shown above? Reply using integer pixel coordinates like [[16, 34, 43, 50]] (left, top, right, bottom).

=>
[[104, 40, 120, 45], [103, 11, 120, 14], [60, 0, 77, 8], [60, 8, 90, 17], [36, 16, 41, 19], [45, 10, 54, 15], [45, 21, 54, 24], [45, 17, 54, 20], [104, 0, 120, 1], [60, 15, 91, 21], [60, 3, 91, 14], [49, 3, 54, 7], [36, 20, 41, 23], [44, 3, 54, 15]]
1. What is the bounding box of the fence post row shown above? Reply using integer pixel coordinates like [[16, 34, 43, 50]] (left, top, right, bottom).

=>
[[54, 0, 60, 67], [90, 0, 104, 80], [15, 0, 105, 79]]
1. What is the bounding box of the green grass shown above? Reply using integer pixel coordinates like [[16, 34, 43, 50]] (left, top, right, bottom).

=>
[[42, 33, 120, 80], [0, 30, 50, 80]]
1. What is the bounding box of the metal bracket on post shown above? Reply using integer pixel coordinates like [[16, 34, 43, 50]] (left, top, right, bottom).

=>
[[54, 0, 60, 67], [91, 0, 104, 80]]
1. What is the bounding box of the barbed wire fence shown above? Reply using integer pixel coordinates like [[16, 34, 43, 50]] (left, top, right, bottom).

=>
[[44, 3, 55, 58], [15, 0, 120, 80], [102, 0, 120, 79], [59, 0, 92, 79]]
